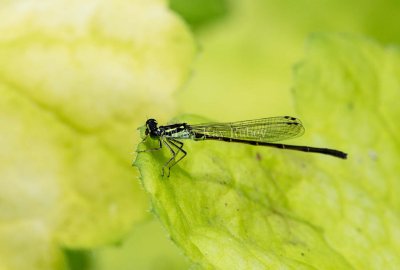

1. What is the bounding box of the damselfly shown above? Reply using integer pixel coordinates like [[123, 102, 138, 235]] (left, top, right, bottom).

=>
[[138, 116, 347, 176]]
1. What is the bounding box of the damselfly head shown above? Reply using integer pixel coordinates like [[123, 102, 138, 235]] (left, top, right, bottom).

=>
[[145, 119, 159, 137]]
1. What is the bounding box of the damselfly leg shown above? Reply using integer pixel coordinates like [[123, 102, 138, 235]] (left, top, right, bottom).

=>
[[161, 138, 187, 177], [166, 138, 187, 173], [139, 135, 187, 177]]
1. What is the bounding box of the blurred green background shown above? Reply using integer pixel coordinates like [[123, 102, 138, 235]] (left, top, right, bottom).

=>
[[1, 0, 400, 269]]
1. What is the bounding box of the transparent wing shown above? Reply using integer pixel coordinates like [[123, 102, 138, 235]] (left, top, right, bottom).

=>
[[189, 116, 305, 142]]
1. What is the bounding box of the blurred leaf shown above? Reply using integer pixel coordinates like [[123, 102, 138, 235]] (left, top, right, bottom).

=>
[[136, 34, 400, 269], [0, 0, 196, 269], [169, 0, 228, 30], [93, 218, 191, 270], [64, 249, 93, 270], [177, 0, 400, 121]]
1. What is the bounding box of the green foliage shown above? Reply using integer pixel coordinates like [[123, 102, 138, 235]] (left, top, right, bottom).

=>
[[169, 0, 228, 29], [136, 34, 400, 269], [64, 249, 93, 270]]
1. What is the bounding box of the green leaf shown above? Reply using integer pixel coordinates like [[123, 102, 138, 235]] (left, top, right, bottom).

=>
[[0, 0, 196, 269], [136, 34, 400, 269], [292, 33, 400, 269]]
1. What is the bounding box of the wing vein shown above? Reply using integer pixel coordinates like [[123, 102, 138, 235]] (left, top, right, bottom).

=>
[[189, 116, 305, 143]]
